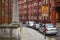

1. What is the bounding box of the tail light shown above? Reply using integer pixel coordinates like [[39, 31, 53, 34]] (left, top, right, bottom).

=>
[[45, 28, 48, 31]]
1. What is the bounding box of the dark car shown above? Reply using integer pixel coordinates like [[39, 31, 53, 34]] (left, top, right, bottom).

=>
[[33, 22, 42, 30]]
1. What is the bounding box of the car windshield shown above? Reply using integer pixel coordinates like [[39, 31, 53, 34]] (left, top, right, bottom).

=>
[[35, 24, 40, 27], [46, 24, 54, 28]]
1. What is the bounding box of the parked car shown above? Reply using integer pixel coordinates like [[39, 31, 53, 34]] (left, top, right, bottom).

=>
[[26, 21, 35, 28], [25, 21, 29, 27], [39, 23, 57, 35], [34, 23, 42, 30]]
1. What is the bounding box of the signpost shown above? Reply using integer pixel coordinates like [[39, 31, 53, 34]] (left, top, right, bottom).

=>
[[41, 5, 49, 39], [42, 6, 48, 17], [42, 0, 49, 39]]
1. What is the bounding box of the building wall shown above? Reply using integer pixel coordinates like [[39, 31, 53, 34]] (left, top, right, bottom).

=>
[[19, 0, 42, 22], [0, 0, 60, 25], [50, 11, 56, 24], [55, 0, 60, 22], [0, 0, 13, 25], [0, 0, 2, 24], [50, 0, 60, 23]]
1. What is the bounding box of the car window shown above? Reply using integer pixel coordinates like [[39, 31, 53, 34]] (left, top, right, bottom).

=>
[[46, 24, 54, 28], [35, 24, 40, 27]]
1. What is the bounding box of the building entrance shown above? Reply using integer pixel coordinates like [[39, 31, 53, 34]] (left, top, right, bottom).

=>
[[56, 7, 60, 22]]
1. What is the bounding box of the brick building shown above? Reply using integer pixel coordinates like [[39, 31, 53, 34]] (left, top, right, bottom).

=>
[[54, 0, 60, 22], [19, 0, 60, 23], [0, 0, 13, 25], [50, 0, 60, 24], [19, 0, 43, 22], [0, 0, 60, 25]]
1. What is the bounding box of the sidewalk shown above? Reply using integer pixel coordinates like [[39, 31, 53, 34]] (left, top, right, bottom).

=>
[[56, 23, 60, 27], [20, 27, 49, 40]]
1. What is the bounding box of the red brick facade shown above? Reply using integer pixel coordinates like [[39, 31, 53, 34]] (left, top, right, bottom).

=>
[[0, 0, 60, 25], [0, 0, 13, 25], [19, 0, 42, 22]]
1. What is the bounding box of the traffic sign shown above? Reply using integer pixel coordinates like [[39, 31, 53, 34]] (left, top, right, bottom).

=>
[[43, 14, 48, 17], [42, 6, 48, 16]]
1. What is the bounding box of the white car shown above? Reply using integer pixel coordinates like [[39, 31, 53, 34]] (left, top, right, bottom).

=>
[[26, 21, 35, 27], [39, 23, 57, 34], [28, 21, 35, 27]]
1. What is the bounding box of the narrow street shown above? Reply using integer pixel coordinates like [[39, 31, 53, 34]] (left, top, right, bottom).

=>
[[20, 27, 49, 40], [56, 23, 60, 40], [0, 26, 49, 40], [56, 28, 60, 40], [47, 23, 60, 40], [0, 23, 60, 40], [0, 0, 60, 40]]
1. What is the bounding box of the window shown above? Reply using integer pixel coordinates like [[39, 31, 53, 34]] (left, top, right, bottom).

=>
[[24, 0, 26, 3], [19, 1, 22, 4], [34, 3, 38, 6], [31, 16, 33, 20], [39, 9, 41, 12], [28, 5, 30, 8], [43, 0, 45, 5], [46, 24, 54, 28], [46, 0, 48, 4], [34, 16, 37, 20], [39, 2, 42, 6], [28, 0, 32, 1], [2, 10, 4, 16], [24, 5, 27, 8]]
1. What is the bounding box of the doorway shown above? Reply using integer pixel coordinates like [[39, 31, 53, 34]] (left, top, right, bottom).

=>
[[56, 6, 60, 22]]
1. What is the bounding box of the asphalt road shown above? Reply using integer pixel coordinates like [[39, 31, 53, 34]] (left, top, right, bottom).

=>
[[56, 27, 60, 40], [23, 24, 57, 40], [20, 27, 49, 40], [47, 27, 60, 40], [0, 23, 59, 40]]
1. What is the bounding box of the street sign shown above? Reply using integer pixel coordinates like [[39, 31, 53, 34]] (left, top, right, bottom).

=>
[[43, 14, 48, 17], [42, 6, 48, 17]]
